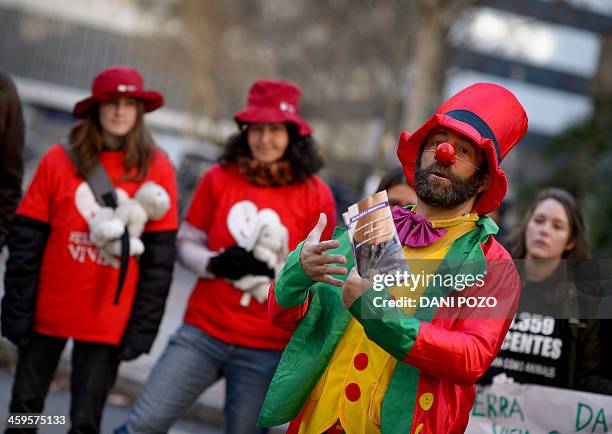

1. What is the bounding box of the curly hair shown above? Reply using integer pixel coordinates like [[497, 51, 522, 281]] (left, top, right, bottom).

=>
[[218, 123, 324, 183]]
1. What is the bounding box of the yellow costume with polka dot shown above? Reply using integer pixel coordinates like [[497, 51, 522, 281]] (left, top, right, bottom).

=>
[[297, 212, 478, 434]]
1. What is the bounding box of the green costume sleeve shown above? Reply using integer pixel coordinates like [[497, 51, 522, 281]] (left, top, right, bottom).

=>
[[349, 288, 420, 360]]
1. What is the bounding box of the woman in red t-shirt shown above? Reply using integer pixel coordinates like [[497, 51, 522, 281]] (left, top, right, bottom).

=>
[[1, 66, 178, 433], [116, 80, 336, 434]]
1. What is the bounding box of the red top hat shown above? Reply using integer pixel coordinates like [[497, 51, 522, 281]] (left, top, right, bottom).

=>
[[234, 79, 312, 137], [397, 83, 528, 215], [73, 66, 164, 118]]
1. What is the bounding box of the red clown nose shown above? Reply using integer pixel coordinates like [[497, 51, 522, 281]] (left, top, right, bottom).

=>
[[434, 142, 455, 166]]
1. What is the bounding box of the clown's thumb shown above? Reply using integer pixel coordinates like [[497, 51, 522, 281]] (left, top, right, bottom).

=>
[[306, 213, 327, 243]]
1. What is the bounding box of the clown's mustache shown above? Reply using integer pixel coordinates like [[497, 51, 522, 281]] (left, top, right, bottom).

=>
[[419, 162, 462, 183]]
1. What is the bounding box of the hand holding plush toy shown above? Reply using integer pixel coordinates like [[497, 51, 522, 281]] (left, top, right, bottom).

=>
[[87, 181, 171, 267], [232, 209, 289, 306]]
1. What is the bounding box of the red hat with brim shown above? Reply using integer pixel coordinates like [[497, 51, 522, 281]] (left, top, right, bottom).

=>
[[73, 66, 164, 118], [234, 79, 312, 137], [397, 83, 528, 215]]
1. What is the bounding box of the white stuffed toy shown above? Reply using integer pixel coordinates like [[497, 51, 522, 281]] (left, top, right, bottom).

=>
[[232, 209, 289, 307], [87, 181, 171, 267]]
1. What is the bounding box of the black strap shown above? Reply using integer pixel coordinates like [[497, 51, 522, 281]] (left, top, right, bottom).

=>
[[62, 142, 129, 305], [62, 142, 118, 207], [115, 230, 130, 304]]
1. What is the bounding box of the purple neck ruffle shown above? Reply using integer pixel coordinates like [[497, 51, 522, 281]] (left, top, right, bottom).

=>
[[392, 206, 447, 248]]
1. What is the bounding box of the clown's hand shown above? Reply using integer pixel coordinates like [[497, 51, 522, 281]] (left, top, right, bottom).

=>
[[342, 267, 372, 308], [299, 213, 347, 287]]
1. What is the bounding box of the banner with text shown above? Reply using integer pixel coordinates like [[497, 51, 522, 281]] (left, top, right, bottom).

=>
[[466, 383, 611, 433]]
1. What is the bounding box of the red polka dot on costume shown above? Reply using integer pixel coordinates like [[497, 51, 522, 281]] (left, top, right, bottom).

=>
[[353, 353, 368, 371], [345, 383, 361, 401]]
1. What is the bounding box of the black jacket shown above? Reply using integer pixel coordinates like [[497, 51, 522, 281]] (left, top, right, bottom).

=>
[[1, 215, 49, 341], [120, 230, 176, 353], [0, 71, 25, 249]]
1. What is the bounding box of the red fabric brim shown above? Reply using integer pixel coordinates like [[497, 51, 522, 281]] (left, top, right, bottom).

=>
[[73, 90, 164, 118], [396, 113, 507, 215], [234, 106, 312, 137]]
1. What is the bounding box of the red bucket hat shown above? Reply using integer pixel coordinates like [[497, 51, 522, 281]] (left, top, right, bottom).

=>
[[73, 66, 164, 118], [234, 79, 312, 137], [397, 83, 528, 215]]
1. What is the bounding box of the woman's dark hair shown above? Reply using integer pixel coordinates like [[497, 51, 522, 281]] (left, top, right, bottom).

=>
[[218, 123, 324, 183], [68, 103, 154, 181], [376, 167, 407, 192], [511, 187, 590, 260]]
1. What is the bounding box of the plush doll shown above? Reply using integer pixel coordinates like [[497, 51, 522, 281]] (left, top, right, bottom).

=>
[[233, 209, 289, 307], [87, 181, 171, 267]]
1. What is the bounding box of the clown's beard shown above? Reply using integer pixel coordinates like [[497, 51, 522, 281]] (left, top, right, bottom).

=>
[[414, 160, 483, 209]]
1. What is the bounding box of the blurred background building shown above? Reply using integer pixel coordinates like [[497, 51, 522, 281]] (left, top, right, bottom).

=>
[[1, 0, 611, 252]]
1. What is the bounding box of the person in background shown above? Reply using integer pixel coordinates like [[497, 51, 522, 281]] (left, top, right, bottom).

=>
[[375, 166, 417, 208], [116, 79, 336, 434], [1, 65, 178, 433], [0, 70, 25, 250], [480, 187, 612, 394]]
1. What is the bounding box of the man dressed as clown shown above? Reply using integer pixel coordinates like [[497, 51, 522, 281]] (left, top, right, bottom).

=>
[[259, 83, 529, 433]]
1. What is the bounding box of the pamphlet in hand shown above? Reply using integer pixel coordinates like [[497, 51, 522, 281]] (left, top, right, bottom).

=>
[[343, 191, 409, 279]]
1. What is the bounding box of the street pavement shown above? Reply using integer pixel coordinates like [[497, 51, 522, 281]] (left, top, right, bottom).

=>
[[0, 368, 220, 434]]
